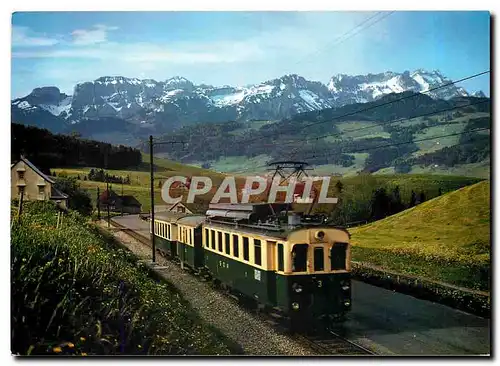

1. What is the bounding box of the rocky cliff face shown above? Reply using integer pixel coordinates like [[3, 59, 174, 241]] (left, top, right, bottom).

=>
[[11, 69, 485, 143]]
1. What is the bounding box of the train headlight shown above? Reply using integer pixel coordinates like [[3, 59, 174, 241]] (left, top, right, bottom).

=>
[[292, 302, 300, 311], [292, 283, 303, 293], [344, 301, 351, 307]]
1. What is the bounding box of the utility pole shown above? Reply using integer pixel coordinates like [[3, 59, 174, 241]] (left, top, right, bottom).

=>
[[149, 135, 155, 263], [149, 135, 186, 263], [107, 180, 110, 228]]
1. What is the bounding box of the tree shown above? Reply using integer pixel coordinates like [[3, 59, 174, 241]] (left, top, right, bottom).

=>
[[390, 186, 404, 214], [335, 180, 344, 194], [409, 190, 417, 208], [419, 191, 426, 204], [54, 176, 92, 216], [370, 188, 391, 221]]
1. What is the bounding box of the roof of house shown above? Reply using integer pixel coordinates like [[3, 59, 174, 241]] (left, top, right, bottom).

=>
[[120, 195, 142, 207], [98, 189, 121, 203], [12, 155, 55, 184], [50, 186, 69, 200]]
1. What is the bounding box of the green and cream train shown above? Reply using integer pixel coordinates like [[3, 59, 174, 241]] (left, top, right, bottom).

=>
[[151, 203, 352, 330]]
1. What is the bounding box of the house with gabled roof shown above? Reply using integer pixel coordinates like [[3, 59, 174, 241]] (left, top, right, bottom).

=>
[[11, 155, 68, 209]]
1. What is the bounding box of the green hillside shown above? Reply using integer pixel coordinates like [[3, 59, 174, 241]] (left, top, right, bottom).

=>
[[349, 180, 491, 290]]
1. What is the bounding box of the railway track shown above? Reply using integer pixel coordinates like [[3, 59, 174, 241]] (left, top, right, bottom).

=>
[[106, 218, 376, 356], [296, 331, 375, 355]]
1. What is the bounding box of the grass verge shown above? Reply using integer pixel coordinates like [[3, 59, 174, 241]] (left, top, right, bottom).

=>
[[11, 201, 241, 355]]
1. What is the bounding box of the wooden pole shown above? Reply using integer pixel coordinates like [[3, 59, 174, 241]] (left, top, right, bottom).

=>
[[17, 189, 24, 220], [97, 186, 101, 220], [150, 135, 156, 263]]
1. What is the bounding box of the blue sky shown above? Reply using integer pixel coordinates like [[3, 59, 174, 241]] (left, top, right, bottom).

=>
[[11, 11, 490, 98]]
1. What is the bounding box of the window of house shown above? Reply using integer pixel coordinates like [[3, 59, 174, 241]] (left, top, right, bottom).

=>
[[205, 229, 209, 247], [18, 186, 25, 196], [211, 230, 216, 250], [224, 233, 230, 255], [292, 244, 308, 272], [243, 237, 249, 261], [18, 171, 24, 180], [218, 231, 223, 252], [277, 243, 284, 271], [38, 186, 44, 195], [314, 247, 324, 271], [254, 239, 262, 266], [233, 235, 239, 258]]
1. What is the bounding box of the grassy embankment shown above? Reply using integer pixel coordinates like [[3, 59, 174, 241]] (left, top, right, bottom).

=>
[[349, 180, 490, 291], [11, 201, 240, 355]]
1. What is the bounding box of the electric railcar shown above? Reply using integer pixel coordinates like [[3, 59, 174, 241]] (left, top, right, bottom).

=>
[[150, 203, 352, 329]]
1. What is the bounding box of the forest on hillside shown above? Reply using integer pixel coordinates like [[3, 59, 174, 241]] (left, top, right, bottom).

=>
[[11, 123, 142, 174]]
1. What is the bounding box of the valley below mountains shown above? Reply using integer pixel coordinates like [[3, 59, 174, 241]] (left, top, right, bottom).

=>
[[11, 69, 490, 177]]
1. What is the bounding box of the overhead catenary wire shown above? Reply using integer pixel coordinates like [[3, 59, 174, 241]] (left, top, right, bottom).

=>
[[238, 70, 490, 146], [292, 11, 392, 67], [278, 98, 491, 151]]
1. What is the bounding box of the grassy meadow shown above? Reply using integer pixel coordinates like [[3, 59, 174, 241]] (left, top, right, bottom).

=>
[[349, 181, 490, 291]]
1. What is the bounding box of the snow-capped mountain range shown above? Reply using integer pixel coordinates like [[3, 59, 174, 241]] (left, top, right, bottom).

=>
[[11, 69, 487, 140]]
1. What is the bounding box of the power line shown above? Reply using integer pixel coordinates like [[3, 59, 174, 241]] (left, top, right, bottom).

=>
[[239, 70, 490, 146], [279, 99, 490, 151], [304, 127, 490, 162], [292, 12, 390, 67], [234, 117, 491, 175]]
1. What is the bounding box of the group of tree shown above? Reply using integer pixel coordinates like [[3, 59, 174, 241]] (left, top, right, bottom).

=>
[[12, 123, 142, 175], [53, 176, 93, 216], [87, 169, 131, 184]]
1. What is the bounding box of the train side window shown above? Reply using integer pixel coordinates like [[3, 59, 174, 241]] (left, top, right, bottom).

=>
[[243, 237, 249, 261], [218, 232, 223, 252], [254, 239, 262, 266], [211, 230, 216, 250], [205, 229, 209, 247], [233, 235, 239, 258], [331, 242, 348, 270], [314, 247, 324, 271], [292, 244, 308, 272], [277, 243, 284, 271], [225, 233, 230, 255]]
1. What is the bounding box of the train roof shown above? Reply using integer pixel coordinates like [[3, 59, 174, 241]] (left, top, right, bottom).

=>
[[204, 220, 349, 241], [177, 215, 206, 228], [155, 212, 192, 223]]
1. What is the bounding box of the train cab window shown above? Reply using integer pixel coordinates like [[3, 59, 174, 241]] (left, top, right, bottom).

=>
[[292, 244, 308, 272], [233, 235, 239, 258], [330, 242, 347, 270], [225, 233, 230, 255], [254, 239, 262, 266], [211, 230, 216, 250], [314, 247, 324, 271], [218, 232, 223, 252], [277, 243, 284, 271], [205, 229, 209, 247], [243, 237, 249, 261]]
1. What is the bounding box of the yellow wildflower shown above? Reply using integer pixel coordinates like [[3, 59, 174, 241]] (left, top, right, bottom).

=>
[[67, 342, 75, 348], [53, 346, 62, 353], [81, 353, 87, 356], [80, 337, 86, 342]]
